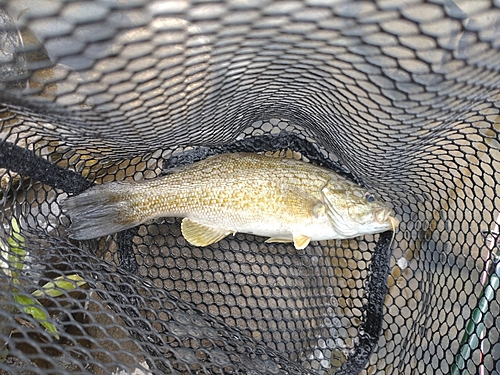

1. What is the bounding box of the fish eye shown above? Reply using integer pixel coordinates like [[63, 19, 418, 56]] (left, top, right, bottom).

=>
[[365, 193, 376, 203]]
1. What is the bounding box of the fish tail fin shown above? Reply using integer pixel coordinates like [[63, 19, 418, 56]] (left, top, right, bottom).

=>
[[62, 182, 140, 240]]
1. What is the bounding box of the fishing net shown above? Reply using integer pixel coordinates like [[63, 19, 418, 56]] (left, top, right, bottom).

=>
[[0, 0, 499, 374]]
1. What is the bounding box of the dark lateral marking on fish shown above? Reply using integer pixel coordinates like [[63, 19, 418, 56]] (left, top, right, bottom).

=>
[[0, 140, 93, 194], [335, 229, 394, 375]]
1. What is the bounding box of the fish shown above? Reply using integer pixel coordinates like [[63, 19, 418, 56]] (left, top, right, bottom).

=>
[[62, 152, 398, 249]]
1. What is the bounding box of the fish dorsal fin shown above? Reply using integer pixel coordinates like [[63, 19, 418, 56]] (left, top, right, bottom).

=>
[[293, 234, 311, 250], [181, 218, 232, 247]]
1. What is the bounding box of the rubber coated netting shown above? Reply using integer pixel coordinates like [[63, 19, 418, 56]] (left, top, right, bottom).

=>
[[0, 0, 499, 374]]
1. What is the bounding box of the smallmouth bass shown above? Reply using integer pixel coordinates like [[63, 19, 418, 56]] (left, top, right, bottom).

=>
[[63, 152, 398, 249]]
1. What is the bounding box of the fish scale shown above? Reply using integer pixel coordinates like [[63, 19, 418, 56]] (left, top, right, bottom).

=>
[[63, 153, 398, 249]]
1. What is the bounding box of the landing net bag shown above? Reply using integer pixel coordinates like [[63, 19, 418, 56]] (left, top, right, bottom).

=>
[[0, 1, 499, 374]]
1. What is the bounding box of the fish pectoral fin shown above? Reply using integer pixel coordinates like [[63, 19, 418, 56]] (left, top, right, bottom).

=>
[[292, 234, 311, 250], [265, 237, 293, 244], [181, 218, 232, 247]]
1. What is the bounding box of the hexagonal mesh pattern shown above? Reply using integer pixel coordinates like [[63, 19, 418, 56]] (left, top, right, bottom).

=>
[[1, 1, 500, 374]]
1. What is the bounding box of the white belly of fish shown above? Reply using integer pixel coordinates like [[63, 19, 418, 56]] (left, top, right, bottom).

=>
[[183, 211, 339, 249]]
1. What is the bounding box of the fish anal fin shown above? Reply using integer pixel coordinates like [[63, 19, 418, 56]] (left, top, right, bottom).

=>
[[293, 234, 311, 250], [181, 218, 231, 247], [265, 237, 293, 244]]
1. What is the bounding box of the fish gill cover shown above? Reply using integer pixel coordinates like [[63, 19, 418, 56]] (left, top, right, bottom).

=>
[[0, 1, 499, 374]]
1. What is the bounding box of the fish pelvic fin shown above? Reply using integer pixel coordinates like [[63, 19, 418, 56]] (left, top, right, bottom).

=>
[[181, 218, 232, 247], [293, 234, 311, 250], [62, 182, 140, 240], [265, 235, 311, 249], [265, 237, 293, 244]]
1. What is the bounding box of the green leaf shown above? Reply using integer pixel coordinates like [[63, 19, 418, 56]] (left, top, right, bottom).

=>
[[39, 320, 60, 340], [8, 218, 25, 257], [0, 347, 8, 363], [14, 293, 59, 340], [32, 274, 87, 299], [7, 218, 26, 280], [4, 218, 60, 341]]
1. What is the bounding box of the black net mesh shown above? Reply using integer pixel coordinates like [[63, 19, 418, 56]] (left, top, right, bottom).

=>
[[1, 0, 500, 374]]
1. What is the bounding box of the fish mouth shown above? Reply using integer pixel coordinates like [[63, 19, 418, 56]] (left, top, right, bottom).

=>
[[374, 208, 399, 229], [373, 209, 399, 250]]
